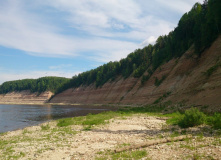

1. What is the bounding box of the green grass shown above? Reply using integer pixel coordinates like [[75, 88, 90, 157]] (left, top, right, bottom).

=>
[[41, 124, 50, 131], [56, 105, 221, 130], [96, 150, 149, 160], [57, 106, 167, 129], [57, 111, 120, 128], [166, 108, 221, 130], [209, 113, 221, 129]]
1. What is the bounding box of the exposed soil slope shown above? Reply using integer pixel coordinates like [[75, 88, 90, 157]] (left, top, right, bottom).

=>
[[0, 90, 53, 104], [50, 36, 221, 108]]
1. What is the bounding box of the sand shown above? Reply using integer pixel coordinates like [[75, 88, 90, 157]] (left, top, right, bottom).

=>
[[0, 114, 220, 160]]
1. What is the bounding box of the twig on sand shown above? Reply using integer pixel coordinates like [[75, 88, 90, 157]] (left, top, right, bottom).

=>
[[114, 135, 192, 153]]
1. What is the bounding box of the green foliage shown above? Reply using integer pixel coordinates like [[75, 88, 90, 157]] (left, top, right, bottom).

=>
[[141, 69, 153, 85], [41, 124, 50, 131], [204, 62, 220, 77], [178, 108, 206, 128], [154, 75, 167, 87], [1, 1, 220, 95], [210, 113, 221, 129], [153, 92, 171, 104], [0, 76, 69, 94], [96, 150, 148, 160], [57, 111, 119, 128], [57, 118, 76, 127], [111, 150, 147, 160]]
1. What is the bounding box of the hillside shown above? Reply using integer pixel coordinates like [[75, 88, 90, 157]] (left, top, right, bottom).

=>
[[50, 35, 221, 111], [0, 77, 69, 104], [0, 0, 221, 108], [0, 77, 69, 94]]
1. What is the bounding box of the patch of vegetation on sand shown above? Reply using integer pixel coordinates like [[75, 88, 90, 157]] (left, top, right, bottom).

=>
[[95, 150, 149, 160]]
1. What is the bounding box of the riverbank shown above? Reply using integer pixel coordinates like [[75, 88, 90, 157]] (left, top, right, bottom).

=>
[[0, 110, 221, 160]]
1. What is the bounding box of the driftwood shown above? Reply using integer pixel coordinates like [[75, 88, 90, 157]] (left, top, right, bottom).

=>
[[114, 135, 192, 153]]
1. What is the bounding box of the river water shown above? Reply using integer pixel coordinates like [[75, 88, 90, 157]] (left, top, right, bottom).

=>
[[0, 104, 116, 133]]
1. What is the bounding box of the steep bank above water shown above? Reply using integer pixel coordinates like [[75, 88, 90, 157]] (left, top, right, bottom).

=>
[[0, 91, 53, 104], [1, 36, 220, 109], [50, 36, 221, 109]]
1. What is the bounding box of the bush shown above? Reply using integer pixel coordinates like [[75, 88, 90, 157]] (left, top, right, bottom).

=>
[[211, 113, 221, 129], [178, 108, 206, 128]]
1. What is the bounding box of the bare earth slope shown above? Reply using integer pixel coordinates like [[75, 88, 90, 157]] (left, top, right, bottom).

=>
[[50, 36, 221, 108], [0, 91, 53, 104]]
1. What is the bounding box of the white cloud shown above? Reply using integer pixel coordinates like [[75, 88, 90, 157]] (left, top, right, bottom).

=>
[[155, 0, 204, 13], [0, 0, 204, 64], [141, 36, 157, 46]]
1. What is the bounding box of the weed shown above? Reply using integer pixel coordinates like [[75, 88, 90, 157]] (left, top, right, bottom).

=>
[[41, 124, 50, 131], [154, 75, 167, 87], [111, 150, 148, 160], [166, 112, 183, 125], [203, 62, 220, 77], [57, 118, 75, 127], [178, 108, 206, 128], [153, 92, 171, 104], [171, 131, 180, 137], [22, 129, 30, 134], [210, 113, 221, 129]]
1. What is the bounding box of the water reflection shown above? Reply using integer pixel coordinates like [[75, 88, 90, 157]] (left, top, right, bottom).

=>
[[0, 104, 116, 133]]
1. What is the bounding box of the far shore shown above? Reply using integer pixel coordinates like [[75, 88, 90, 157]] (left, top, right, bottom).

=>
[[0, 102, 140, 107]]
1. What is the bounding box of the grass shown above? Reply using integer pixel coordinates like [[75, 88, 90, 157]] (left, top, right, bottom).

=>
[[41, 124, 50, 131], [56, 106, 221, 130], [96, 150, 149, 160], [56, 105, 169, 129], [57, 111, 121, 129], [167, 108, 221, 129], [1, 105, 220, 159]]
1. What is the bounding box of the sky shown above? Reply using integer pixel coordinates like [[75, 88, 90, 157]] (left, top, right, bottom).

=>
[[0, 0, 204, 85]]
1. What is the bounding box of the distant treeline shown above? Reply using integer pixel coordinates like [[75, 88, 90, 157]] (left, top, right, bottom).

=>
[[56, 0, 221, 93], [0, 77, 69, 94], [0, 0, 220, 95]]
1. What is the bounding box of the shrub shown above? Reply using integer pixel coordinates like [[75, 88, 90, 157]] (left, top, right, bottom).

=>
[[204, 63, 220, 77], [178, 108, 206, 128], [154, 75, 167, 87], [211, 113, 221, 129]]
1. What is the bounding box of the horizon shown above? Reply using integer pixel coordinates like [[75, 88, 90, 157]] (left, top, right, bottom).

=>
[[0, 0, 204, 85]]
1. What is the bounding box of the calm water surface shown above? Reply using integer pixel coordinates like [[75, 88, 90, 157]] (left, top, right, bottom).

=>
[[0, 104, 116, 133]]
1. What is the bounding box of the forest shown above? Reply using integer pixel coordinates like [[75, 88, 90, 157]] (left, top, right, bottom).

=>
[[0, 77, 69, 94], [0, 0, 220, 94]]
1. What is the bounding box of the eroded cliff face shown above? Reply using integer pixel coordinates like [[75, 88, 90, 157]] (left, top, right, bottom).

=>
[[50, 36, 221, 108], [0, 91, 53, 104]]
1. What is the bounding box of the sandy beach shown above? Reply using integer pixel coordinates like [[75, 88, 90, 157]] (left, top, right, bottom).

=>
[[1, 113, 221, 160]]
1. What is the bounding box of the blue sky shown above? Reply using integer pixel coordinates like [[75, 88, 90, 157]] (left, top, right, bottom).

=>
[[0, 0, 204, 84]]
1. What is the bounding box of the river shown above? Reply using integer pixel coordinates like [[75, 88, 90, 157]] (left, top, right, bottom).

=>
[[0, 104, 116, 133]]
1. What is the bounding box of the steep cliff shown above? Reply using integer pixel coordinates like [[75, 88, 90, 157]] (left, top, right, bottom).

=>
[[0, 90, 53, 104], [50, 36, 221, 108]]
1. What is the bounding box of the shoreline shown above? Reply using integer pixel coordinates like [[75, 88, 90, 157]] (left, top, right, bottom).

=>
[[0, 102, 141, 107], [1, 112, 220, 160], [0, 104, 121, 134]]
